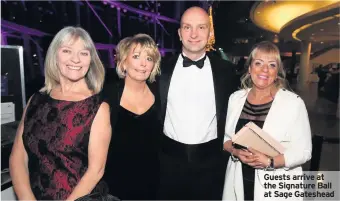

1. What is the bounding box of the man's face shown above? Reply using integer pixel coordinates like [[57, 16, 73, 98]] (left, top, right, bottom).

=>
[[178, 9, 210, 56]]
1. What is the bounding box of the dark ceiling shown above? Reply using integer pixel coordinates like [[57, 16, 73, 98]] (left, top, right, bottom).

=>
[[1, 1, 268, 56]]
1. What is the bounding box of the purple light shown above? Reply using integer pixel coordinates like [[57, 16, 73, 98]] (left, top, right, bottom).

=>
[[85, 0, 113, 37], [1, 31, 7, 45], [139, 4, 142, 8], [1, 38, 8, 45], [101, 1, 179, 24], [110, 5, 115, 8], [95, 43, 116, 50], [160, 48, 176, 54], [123, 9, 127, 13], [103, 1, 107, 5], [117, 8, 121, 37], [160, 51, 165, 57], [1, 19, 51, 37]]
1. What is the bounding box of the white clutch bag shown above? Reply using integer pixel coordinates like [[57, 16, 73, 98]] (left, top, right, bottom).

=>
[[231, 122, 285, 157]]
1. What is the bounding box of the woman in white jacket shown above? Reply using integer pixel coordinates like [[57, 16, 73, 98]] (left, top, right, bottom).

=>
[[222, 41, 312, 201]]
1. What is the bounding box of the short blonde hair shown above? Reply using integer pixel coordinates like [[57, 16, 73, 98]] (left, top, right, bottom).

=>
[[40, 26, 105, 94], [240, 41, 287, 90], [115, 33, 161, 83]]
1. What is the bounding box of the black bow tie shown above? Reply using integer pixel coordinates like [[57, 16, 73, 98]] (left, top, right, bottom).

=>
[[182, 54, 206, 69]]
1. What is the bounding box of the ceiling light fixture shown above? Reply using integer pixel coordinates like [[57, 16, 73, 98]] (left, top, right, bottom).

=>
[[251, 1, 338, 33], [292, 14, 339, 41]]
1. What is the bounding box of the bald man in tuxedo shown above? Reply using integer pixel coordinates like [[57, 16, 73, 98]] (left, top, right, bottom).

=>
[[157, 6, 237, 200]]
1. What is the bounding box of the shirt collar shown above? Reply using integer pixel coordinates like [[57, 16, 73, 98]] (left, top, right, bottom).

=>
[[182, 52, 206, 61]]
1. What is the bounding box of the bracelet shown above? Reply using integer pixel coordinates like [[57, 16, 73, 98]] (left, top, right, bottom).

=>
[[264, 157, 275, 171], [230, 148, 239, 162], [264, 158, 271, 170]]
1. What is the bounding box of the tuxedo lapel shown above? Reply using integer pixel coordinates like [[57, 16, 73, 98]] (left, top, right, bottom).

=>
[[159, 54, 179, 121], [208, 53, 229, 139], [209, 54, 223, 119]]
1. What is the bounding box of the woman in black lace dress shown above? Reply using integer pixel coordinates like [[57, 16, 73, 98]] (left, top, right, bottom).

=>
[[102, 34, 161, 200], [9, 26, 111, 200]]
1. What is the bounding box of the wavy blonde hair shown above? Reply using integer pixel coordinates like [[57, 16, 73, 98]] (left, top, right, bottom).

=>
[[240, 41, 287, 90], [115, 33, 161, 83], [40, 26, 105, 94]]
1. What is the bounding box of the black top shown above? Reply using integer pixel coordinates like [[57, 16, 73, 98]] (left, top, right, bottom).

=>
[[101, 78, 162, 200], [235, 99, 273, 200], [104, 104, 161, 200], [22, 92, 103, 200]]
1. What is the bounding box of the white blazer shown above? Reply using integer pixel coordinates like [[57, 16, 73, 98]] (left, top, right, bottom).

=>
[[222, 88, 312, 201]]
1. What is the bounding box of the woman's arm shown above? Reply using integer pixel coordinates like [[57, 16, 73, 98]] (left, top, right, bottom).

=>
[[66, 102, 112, 201], [223, 91, 258, 165], [282, 99, 312, 169], [247, 148, 286, 169], [223, 140, 258, 164], [247, 99, 312, 169], [9, 97, 36, 200]]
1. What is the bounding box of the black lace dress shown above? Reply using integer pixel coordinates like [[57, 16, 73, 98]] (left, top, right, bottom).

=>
[[235, 99, 273, 200]]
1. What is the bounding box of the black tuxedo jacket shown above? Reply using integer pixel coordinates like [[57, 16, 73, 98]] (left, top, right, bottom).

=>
[[157, 52, 238, 144]]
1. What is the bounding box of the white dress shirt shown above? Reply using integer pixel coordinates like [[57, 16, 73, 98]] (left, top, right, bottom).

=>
[[163, 53, 217, 144]]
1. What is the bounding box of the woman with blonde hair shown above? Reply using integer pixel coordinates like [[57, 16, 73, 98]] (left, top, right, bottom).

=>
[[102, 33, 161, 200], [10, 26, 111, 200], [222, 41, 312, 200]]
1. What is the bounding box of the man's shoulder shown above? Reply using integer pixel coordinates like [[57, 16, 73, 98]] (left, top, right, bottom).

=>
[[161, 54, 179, 63], [159, 54, 180, 73], [207, 52, 235, 69]]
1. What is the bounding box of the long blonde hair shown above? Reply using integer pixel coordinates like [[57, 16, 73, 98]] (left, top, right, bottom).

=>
[[40, 26, 105, 94], [240, 41, 287, 90]]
